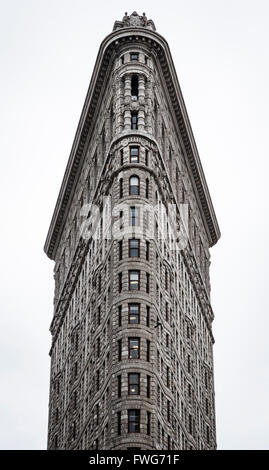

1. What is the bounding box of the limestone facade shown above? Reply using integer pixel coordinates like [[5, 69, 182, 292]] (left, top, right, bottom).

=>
[[45, 12, 220, 450]]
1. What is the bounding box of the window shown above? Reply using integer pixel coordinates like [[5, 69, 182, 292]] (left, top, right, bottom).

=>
[[167, 366, 170, 388], [146, 272, 150, 293], [129, 175, 140, 195], [130, 147, 139, 163], [130, 206, 139, 226], [129, 303, 140, 324], [119, 240, 123, 260], [128, 410, 140, 433], [121, 56, 124, 64], [145, 149, 149, 166], [146, 241, 150, 260], [147, 375, 151, 398], [129, 270, 140, 290], [145, 56, 148, 65], [131, 111, 138, 130], [118, 339, 122, 361], [147, 411, 151, 435], [120, 149, 124, 165], [118, 305, 122, 327], [118, 273, 122, 293], [117, 375, 121, 398], [129, 239, 140, 257], [128, 373, 140, 395], [131, 75, 138, 100], [119, 210, 124, 230], [119, 178, 123, 198], [128, 337, 140, 359], [117, 411, 121, 435], [146, 340, 150, 362], [146, 306, 150, 327], [130, 52, 139, 61], [146, 178, 149, 198]]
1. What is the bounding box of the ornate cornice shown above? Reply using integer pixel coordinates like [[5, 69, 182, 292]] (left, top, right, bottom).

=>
[[44, 25, 220, 260]]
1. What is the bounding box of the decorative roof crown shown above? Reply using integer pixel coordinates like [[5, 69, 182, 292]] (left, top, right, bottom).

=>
[[113, 11, 156, 32]]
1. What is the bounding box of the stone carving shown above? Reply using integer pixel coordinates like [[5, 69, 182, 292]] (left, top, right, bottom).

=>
[[113, 11, 156, 32]]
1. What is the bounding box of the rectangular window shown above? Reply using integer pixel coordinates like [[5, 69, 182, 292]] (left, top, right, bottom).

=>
[[146, 306, 150, 327], [167, 400, 170, 422], [130, 147, 139, 163], [128, 303, 140, 324], [146, 340, 150, 362], [119, 178, 123, 198], [129, 270, 140, 290], [146, 241, 150, 261], [130, 52, 139, 61], [119, 210, 124, 231], [119, 240, 123, 260], [130, 206, 139, 226], [131, 111, 138, 130], [128, 410, 140, 433], [118, 339, 122, 361], [128, 337, 140, 359], [128, 373, 140, 395], [118, 272, 122, 293], [120, 149, 124, 165], [147, 375, 151, 398], [117, 411, 121, 435], [117, 375, 121, 398], [129, 239, 140, 257], [145, 149, 149, 166], [146, 272, 150, 293], [118, 305, 122, 327], [147, 411, 151, 435], [146, 179, 149, 199]]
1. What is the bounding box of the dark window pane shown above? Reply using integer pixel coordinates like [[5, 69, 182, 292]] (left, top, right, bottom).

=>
[[128, 373, 140, 395], [129, 303, 140, 324], [129, 239, 140, 257], [130, 53, 139, 61], [128, 409, 140, 433], [129, 338, 140, 358]]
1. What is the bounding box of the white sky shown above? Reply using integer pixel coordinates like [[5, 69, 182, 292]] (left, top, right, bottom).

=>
[[0, 0, 268, 450]]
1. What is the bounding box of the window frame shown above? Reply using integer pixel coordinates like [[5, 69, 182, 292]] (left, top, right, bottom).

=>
[[129, 175, 140, 195], [130, 146, 139, 163], [128, 303, 140, 324], [128, 373, 140, 395], [129, 238, 140, 257], [128, 409, 140, 433], [129, 270, 140, 290], [128, 337, 140, 359]]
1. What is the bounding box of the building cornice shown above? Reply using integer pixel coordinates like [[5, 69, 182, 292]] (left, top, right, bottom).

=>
[[44, 27, 220, 260]]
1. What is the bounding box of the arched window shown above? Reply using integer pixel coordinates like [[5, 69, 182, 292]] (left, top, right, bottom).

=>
[[129, 176, 140, 195], [131, 75, 138, 100]]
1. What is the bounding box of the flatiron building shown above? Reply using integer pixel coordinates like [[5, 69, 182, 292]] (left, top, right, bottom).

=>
[[44, 12, 220, 450]]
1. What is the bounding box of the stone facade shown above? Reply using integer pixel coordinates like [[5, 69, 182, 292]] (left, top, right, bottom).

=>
[[44, 12, 220, 450]]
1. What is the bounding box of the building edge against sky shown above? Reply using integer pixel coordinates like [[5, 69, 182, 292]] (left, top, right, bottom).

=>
[[44, 12, 220, 450]]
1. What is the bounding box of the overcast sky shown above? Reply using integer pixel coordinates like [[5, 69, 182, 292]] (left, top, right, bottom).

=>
[[0, 0, 268, 450]]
